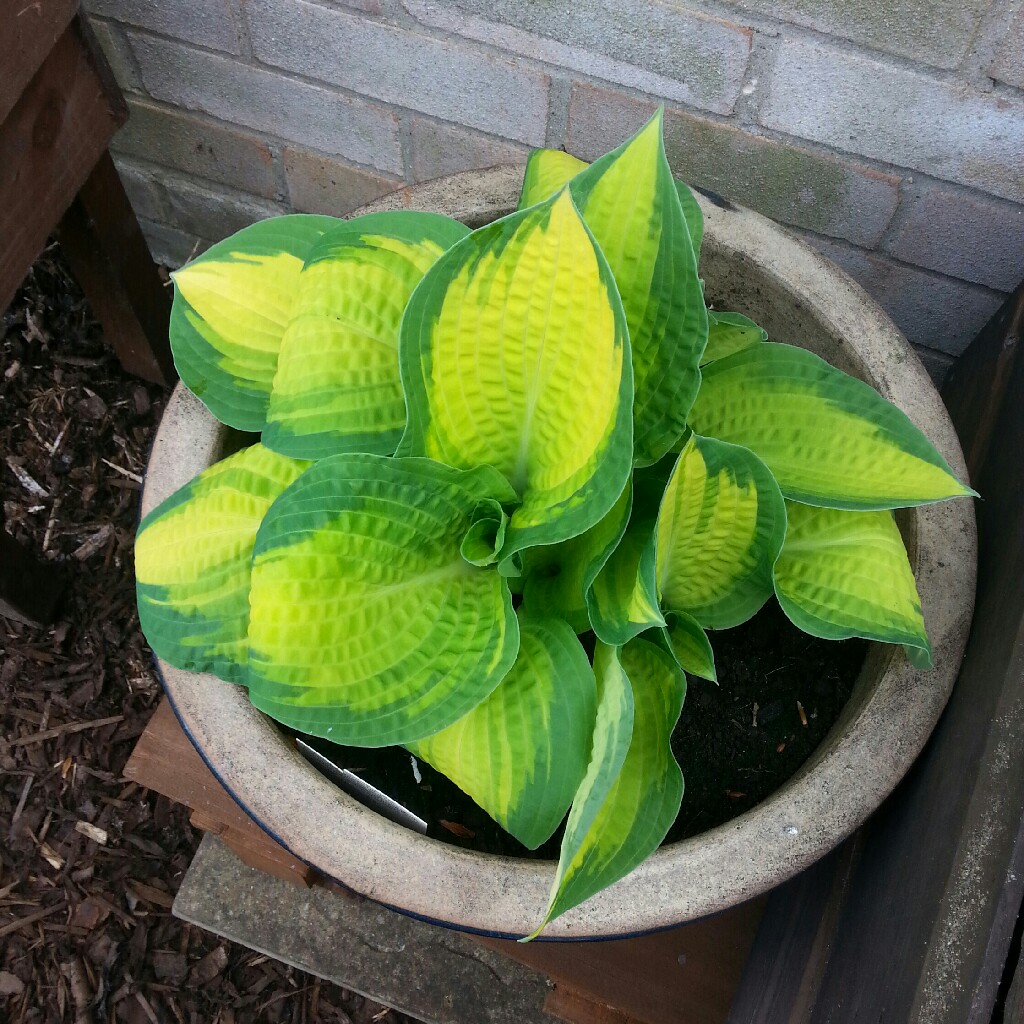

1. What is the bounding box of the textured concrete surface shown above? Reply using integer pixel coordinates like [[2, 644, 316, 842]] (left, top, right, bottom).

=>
[[408, 117, 529, 182], [129, 33, 404, 174], [884, 184, 1024, 293], [990, 7, 1024, 88], [175, 836, 555, 1024], [282, 149, 400, 217], [761, 38, 1024, 205], [247, 0, 550, 144], [159, 171, 286, 242], [722, 0, 988, 68], [113, 98, 279, 200], [86, 0, 1024, 338], [138, 218, 212, 268], [809, 234, 1006, 357], [113, 160, 171, 225], [142, 170, 976, 938], [405, 0, 752, 114], [87, 0, 242, 53], [563, 81, 901, 248], [88, 18, 142, 92]]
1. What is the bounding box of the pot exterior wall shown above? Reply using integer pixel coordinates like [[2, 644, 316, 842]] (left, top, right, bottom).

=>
[[142, 169, 977, 938]]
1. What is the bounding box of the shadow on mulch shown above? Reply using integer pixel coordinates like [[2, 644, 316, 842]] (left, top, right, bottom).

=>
[[1, 245, 414, 1024]]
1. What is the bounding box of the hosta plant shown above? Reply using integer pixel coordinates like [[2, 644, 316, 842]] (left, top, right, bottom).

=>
[[135, 111, 975, 937]]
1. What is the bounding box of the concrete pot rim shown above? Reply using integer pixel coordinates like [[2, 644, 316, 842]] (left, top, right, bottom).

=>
[[143, 166, 977, 939]]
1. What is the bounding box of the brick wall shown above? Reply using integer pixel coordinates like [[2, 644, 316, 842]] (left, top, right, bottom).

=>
[[85, 0, 1024, 380]]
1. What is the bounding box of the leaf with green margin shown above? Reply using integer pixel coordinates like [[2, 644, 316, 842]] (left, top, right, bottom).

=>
[[171, 215, 341, 431], [702, 311, 767, 365], [563, 110, 708, 466], [135, 444, 310, 683], [398, 189, 633, 562], [656, 433, 787, 629], [773, 502, 932, 667], [673, 179, 704, 261], [246, 454, 521, 746], [521, 481, 632, 634], [518, 149, 588, 208], [661, 611, 716, 682], [408, 610, 597, 849], [518, 148, 705, 262], [531, 638, 685, 938], [263, 212, 469, 460], [688, 343, 977, 511], [587, 468, 666, 646], [459, 501, 509, 567]]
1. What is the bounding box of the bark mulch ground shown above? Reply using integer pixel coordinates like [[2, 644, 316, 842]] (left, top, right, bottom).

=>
[[1, 245, 414, 1024]]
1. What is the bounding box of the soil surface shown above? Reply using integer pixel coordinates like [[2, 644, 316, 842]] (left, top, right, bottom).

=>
[[1, 246, 412, 1024], [304, 589, 867, 858]]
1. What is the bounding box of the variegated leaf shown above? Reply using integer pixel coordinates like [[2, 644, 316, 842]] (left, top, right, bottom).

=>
[[522, 481, 632, 634], [263, 212, 469, 459], [701, 311, 766, 365], [398, 189, 633, 561], [773, 501, 931, 666], [587, 488, 664, 646], [533, 638, 684, 937], [246, 455, 520, 745], [518, 148, 588, 208], [171, 215, 340, 431], [662, 611, 716, 682], [566, 112, 707, 465], [656, 433, 787, 629], [688, 343, 976, 510], [518, 148, 705, 262], [408, 611, 597, 849], [135, 444, 310, 682], [515, 116, 708, 465]]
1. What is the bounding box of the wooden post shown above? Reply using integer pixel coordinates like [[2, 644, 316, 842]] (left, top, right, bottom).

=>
[[56, 150, 176, 385]]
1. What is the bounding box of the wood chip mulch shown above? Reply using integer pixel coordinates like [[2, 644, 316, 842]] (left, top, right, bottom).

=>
[[1, 245, 415, 1024]]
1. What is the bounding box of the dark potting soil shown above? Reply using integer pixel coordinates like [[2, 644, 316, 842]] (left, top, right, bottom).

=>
[[293, 598, 867, 858]]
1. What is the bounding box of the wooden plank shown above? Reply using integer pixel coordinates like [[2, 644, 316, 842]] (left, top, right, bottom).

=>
[[124, 699, 314, 886], [0, 0, 79, 122], [481, 896, 765, 1024], [543, 987, 640, 1024], [0, 17, 125, 316], [56, 150, 176, 384], [728, 284, 1024, 1023]]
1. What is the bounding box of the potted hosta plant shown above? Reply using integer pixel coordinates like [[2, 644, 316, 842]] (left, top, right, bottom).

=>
[[136, 112, 977, 939]]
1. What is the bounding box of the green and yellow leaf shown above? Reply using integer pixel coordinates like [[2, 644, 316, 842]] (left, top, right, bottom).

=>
[[656, 433, 787, 629], [688, 343, 976, 510], [674, 179, 704, 261], [568, 113, 707, 465], [519, 149, 588, 208], [773, 502, 932, 666], [587, 492, 664, 647], [702, 311, 767, 365], [135, 444, 310, 683], [398, 189, 633, 561], [171, 215, 340, 431], [533, 638, 684, 937], [408, 611, 597, 849], [518, 148, 705, 263], [522, 481, 632, 634], [662, 611, 716, 682], [246, 455, 521, 745], [517, 115, 709, 465], [263, 212, 469, 460]]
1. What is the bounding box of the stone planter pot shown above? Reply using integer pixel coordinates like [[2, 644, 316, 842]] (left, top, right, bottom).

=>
[[142, 167, 977, 940]]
